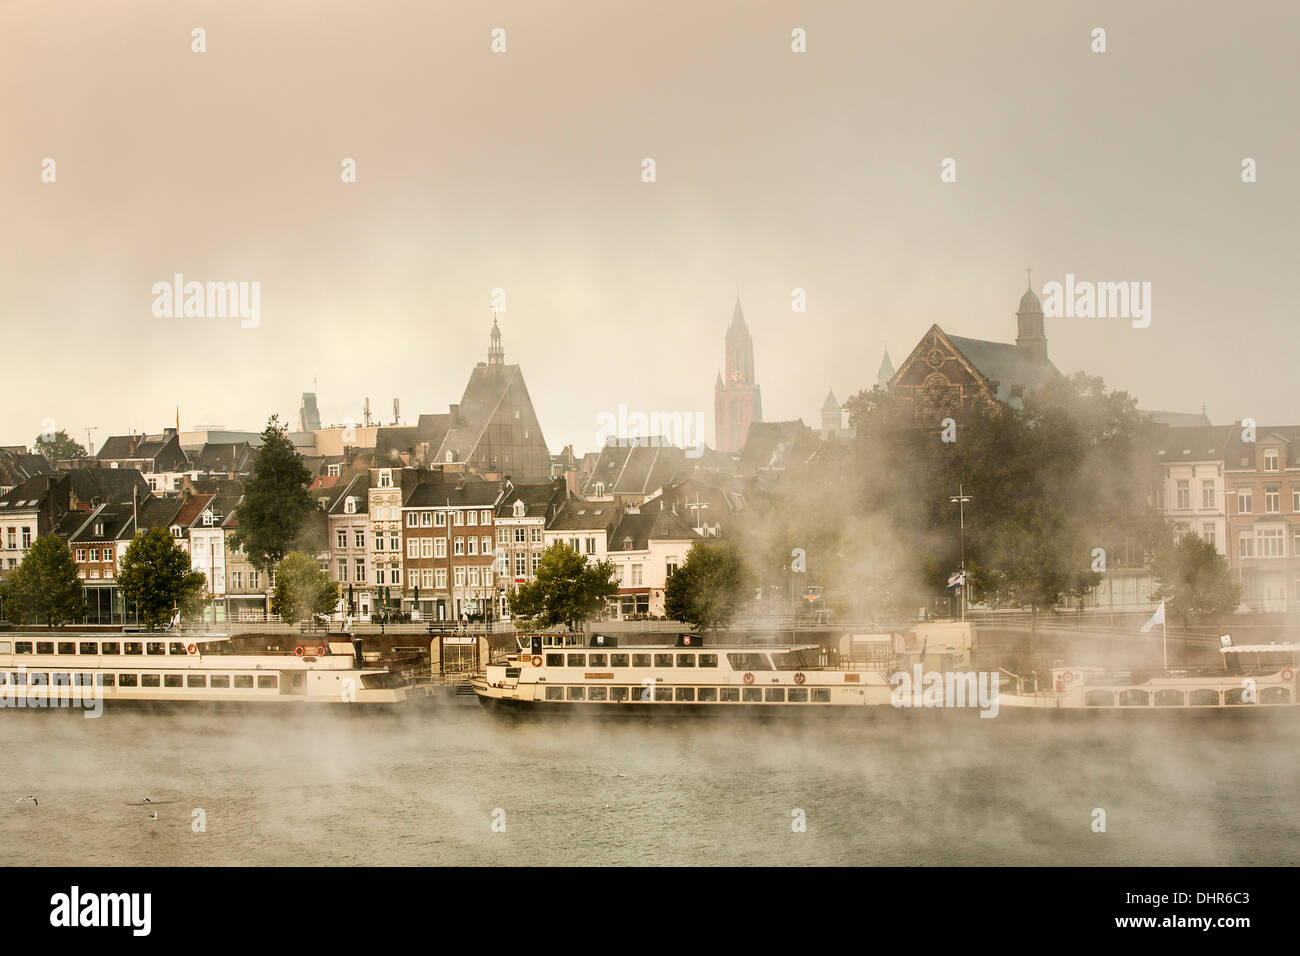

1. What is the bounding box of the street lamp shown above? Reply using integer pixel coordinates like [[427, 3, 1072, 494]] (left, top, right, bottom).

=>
[[948, 484, 973, 622]]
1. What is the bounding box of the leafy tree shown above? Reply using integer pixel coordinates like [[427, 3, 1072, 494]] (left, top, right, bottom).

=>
[[228, 415, 314, 571], [118, 528, 207, 631], [271, 551, 340, 625], [0, 535, 83, 627], [508, 543, 618, 631], [33, 429, 88, 463], [664, 541, 754, 636], [1151, 534, 1241, 637]]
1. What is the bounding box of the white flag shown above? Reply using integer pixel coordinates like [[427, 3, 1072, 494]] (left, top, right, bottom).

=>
[[1140, 600, 1165, 633]]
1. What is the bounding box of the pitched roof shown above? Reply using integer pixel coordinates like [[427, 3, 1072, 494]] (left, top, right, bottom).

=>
[[1149, 425, 1235, 463], [171, 493, 216, 529], [547, 499, 618, 532], [65, 467, 151, 506], [737, 420, 816, 474], [944, 331, 1060, 408], [496, 481, 563, 516], [608, 509, 699, 552], [581, 440, 686, 497], [405, 478, 502, 509], [192, 442, 255, 474]]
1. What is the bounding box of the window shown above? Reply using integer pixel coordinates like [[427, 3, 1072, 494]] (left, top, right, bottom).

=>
[[210, 675, 230, 688], [90, 548, 100, 562], [140, 674, 161, 687], [336, 530, 346, 548], [435, 512, 446, 527], [78, 642, 97, 655], [36, 642, 54, 654], [378, 470, 393, 488], [233, 675, 254, 688], [1201, 480, 1215, 508], [406, 512, 418, 527], [631, 564, 643, 586], [1188, 689, 1220, 706], [1239, 532, 1255, 558], [1264, 449, 1279, 471], [466, 510, 477, 526], [257, 675, 277, 689], [101, 642, 119, 654], [742, 687, 763, 702], [164, 674, 184, 688], [481, 510, 491, 524], [653, 653, 674, 667], [57, 641, 76, 654], [355, 531, 365, 548], [1202, 524, 1215, 547], [408, 538, 419, 559], [610, 687, 629, 702], [699, 654, 718, 668], [376, 568, 385, 585], [765, 688, 786, 702], [455, 511, 465, 525], [567, 687, 585, 700], [118, 673, 138, 687], [435, 538, 447, 558], [146, 642, 166, 655], [124, 642, 142, 655], [1238, 488, 1252, 514], [611, 653, 630, 668], [675, 687, 695, 702], [355, 559, 366, 582], [336, 560, 346, 582], [482, 536, 491, 554], [726, 653, 772, 671], [812, 688, 831, 703], [467, 567, 479, 586], [545, 653, 563, 667], [589, 686, 608, 701], [588, 654, 608, 667], [498, 528, 509, 543], [632, 654, 651, 667], [654, 686, 673, 701], [467, 537, 477, 555], [1294, 490, 1300, 513], [515, 554, 526, 576], [514, 528, 526, 544], [545, 686, 564, 700], [21, 528, 31, 549], [435, 568, 447, 588], [720, 687, 740, 702], [454, 537, 464, 555], [1266, 487, 1280, 513], [788, 687, 809, 702], [1176, 480, 1189, 509], [1258, 527, 1284, 557], [75, 548, 85, 562], [453, 567, 465, 587], [420, 538, 432, 558], [566, 654, 586, 667]]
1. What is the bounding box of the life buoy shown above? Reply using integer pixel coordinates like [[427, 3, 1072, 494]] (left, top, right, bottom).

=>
[[294, 646, 305, 657], [743, 672, 755, 684], [1062, 672, 1074, 683], [794, 672, 806, 685], [186, 643, 197, 655], [1282, 669, 1294, 681], [531, 655, 543, 667], [315, 645, 327, 657]]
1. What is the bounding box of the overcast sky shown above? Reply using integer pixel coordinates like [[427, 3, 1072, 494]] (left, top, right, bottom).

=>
[[3, 0, 1297, 455]]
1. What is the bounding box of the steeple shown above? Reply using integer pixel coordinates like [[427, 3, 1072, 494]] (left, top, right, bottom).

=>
[[876, 350, 895, 388], [1015, 270, 1047, 361], [821, 390, 841, 432], [488, 316, 504, 366], [730, 297, 746, 330]]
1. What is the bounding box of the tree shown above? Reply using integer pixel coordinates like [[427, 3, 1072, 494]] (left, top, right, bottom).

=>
[[508, 543, 618, 631], [664, 541, 754, 636], [118, 528, 207, 631], [33, 429, 88, 463], [228, 415, 314, 571], [0, 535, 83, 627], [1151, 534, 1241, 638], [271, 551, 340, 625]]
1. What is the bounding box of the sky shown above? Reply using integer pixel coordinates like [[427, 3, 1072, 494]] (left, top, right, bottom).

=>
[[3, 0, 1297, 455]]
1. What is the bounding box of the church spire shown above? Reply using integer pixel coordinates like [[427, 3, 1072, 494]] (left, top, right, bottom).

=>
[[488, 315, 504, 365]]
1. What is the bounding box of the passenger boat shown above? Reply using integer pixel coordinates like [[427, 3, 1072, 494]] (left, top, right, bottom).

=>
[[0, 632, 428, 711], [997, 642, 1300, 710], [471, 632, 896, 713]]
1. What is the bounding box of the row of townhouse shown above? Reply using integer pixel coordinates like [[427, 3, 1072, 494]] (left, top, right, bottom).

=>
[[1152, 424, 1300, 611]]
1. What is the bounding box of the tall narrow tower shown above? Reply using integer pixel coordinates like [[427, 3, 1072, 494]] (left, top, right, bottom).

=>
[[488, 316, 505, 366], [714, 298, 763, 453], [1015, 272, 1047, 361]]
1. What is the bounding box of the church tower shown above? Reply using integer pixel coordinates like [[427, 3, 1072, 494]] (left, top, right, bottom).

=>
[[714, 298, 762, 453], [1015, 274, 1047, 361], [488, 316, 505, 366]]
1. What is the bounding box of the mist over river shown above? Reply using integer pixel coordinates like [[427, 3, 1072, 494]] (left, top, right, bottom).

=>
[[3, 707, 1297, 866]]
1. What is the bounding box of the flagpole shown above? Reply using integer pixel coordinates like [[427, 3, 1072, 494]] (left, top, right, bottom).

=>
[[1162, 601, 1167, 671]]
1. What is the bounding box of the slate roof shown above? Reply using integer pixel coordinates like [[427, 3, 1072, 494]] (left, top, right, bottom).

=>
[[581, 440, 686, 497], [96, 433, 189, 471], [547, 499, 618, 532], [496, 481, 563, 518], [0, 474, 62, 511], [405, 479, 503, 509], [944, 332, 1060, 407], [1149, 425, 1235, 463], [737, 420, 817, 474], [324, 474, 367, 516], [608, 509, 699, 552], [66, 467, 151, 506], [0, 451, 54, 488], [192, 442, 255, 474], [1224, 425, 1300, 469]]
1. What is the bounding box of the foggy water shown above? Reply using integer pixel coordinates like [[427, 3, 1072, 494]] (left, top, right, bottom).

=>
[[3, 707, 1297, 866]]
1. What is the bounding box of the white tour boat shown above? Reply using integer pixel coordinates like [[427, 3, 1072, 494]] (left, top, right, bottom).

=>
[[0, 632, 428, 711], [471, 632, 896, 713]]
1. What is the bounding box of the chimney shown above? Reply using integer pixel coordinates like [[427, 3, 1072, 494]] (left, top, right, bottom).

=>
[[449, 404, 459, 427]]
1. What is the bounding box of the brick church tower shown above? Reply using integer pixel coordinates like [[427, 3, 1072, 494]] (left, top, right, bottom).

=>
[[714, 298, 763, 453]]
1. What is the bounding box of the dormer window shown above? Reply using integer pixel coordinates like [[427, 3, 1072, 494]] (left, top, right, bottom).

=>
[[513, 501, 526, 517], [344, 497, 357, 514], [378, 470, 393, 488], [623, 538, 632, 551], [1264, 449, 1279, 471], [202, 511, 213, 526], [93, 522, 104, 536]]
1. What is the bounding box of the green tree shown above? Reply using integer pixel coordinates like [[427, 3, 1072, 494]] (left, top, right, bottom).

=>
[[271, 551, 340, 625], [33, 428, 88, 463], [508, 543, 618, 631], [664, 541, 754, 637], [0, 535, 83, 627], [118, 527, 207, 631], [228, 415, 314, 571], [1151, 534, 1242, 638]]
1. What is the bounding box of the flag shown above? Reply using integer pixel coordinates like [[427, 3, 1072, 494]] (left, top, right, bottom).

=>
[[1140, 600, 1165, 633], [945, 570, 965, 593]]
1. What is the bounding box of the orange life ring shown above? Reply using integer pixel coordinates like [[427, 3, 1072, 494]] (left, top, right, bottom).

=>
[[315, 645, 327, 656], [743, 672, 754, 685], [294, 646, 305, 657], [1062, 672, 1074, 683], [794, 672, 806, 685], [186, 643, 197, 655], [531, 655, 543, 667], [1282, 669, 1294, 681]]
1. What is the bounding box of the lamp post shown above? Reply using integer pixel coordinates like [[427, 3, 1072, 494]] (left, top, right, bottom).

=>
[[948, 484, 973, 621]]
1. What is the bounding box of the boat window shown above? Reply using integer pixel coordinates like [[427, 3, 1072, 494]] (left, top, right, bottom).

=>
[[1224, 687, 1251, 705], [97, 673, 115, 687], [567, 686, 585, 700], [676, 654, 695, 668], [504, 668, 520, 679], [720, 687, 740, 702], [675, 687, 695, 701], [566, 654, 585, 667], [727, 653, 772, 671], [210, 675, 230, 688], [545, 686, 564, 700], [187, 675, 206, 688], [771, 649, 820, 671], [146, 642, 166, 656], [14, 642, 32, 654], [27, 673, 47, 685], [811, 688, 831, 703], [257, 675, 277, 689], [654, 686, 673, 701], [1084, 690, 1114, 707], [698, 687, 718, 702], [36, 642, 54, 654], [57, 642, 76, 655], [75, 672, 95, 685], [124, 642, 142, 655], [632, 654, 651, 668], [545, 654, 563, 667], [52, 673, 71, 685], [233, 675, 254, 688], [1188, 689, 1220, 706], [0, 673, 7, 685], [0, 642, 9, 654], [788, 687, 809, 702], [742, 687, 763, 702], [653, 654, 674, 668], [164, 674, 184, 688], [1118, 689, 1149, 707], [611, 654, 630, 668], [1261, 687, 1290, 704], [118, 674, 138, 687], [169, 642, 187, 655], [699, 654, 718, 668], [1153, 690, 1184, 707], [79, 642, 98, 655], [765, 688, 785, 702], [589, 686, 608, 701], [101, 642, 120, 654], [588, 654, 608, 667], [141, 674, 161, 687], [610, 687, 629, 701]]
